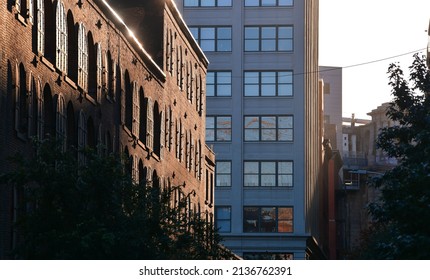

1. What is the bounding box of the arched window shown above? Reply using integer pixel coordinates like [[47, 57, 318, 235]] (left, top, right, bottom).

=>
[[87, 117, 95, 150], [132, 155, 138, 183], [43, 84, 55, 138], [66, 11, 77, 81], [36, 78, 44, 140], [36, 0, 44, 54], [78, 23, 88, 91], [138, 160, 146, 185], [56, 1, 67, 73], [139, 87, 145, 141], [145, 98, 154, 150], [132, 81, 139, 137], [44, 0, 55, 62], [28, 74, 37, 137], [66, 101, 76, 151], [15, 63, 28, 136], [164, 105, 172, 152], [153, 102, 161, 156], [175, 119, 180, 159], [88, 33, 97, 100], [78, 110, 87, 164], [124, 71, 132, 130], [97, 124, 103, 156], [55, 94, 66, 149], [96, 43, 102, 103]]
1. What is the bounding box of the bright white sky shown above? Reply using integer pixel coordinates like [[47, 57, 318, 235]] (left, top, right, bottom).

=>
[[319, 0, 430, 119]]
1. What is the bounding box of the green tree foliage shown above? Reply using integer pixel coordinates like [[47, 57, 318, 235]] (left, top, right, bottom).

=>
[[356, 54, 430, 259], [1, 139, 234, 260]]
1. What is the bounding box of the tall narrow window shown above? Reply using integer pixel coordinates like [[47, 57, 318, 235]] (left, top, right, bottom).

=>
[[216, 161, 231, 187], [56, 1, 67, 73], [215, 206, 231, 233], [15, 63, 28, 136], [78, 23, 88, 91], [96, 44, 102, 103], [145, 98, 154, 150], [56, 94, 66, 150], [132, 81, 140, 137], [36, 0, 45, 54], [78, 110, 87, 164], [37, 79, 44, 140]]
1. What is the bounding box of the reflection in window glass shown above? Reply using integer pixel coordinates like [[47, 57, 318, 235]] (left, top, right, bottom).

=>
[[243, 207, 259, 232], [243, 206, 293, 233], [206, 116, 231, 142], [216, 161, 231, 187], [244, 115, 293, 141]]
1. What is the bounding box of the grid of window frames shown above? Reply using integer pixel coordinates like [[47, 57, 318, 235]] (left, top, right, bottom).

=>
[[206, 116, 232, 142], [215, 161, 231, 187], [244, 26, 293, 52], [189, 26, 232, 52], [244, 161, 293, 187], [184, 0, 232, 6], [244, 115, 293, 141], [206, 71, 232, 97], [243, 206, 293, 233], [244, 71, 293, 97], [244, 0, 293, 6], [215, 206, 232, 233]]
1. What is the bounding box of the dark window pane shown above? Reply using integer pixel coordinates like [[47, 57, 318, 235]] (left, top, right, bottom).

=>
[[244, 207, 259, 232]]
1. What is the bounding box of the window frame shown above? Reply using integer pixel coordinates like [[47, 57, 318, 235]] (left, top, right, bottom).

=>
[[206, 115, 232, 142], [206, 71, 232, 97], [77, 23, 88, 91], [244, 70, 293, 97], [215, 206, 232, 233], [244, 0, 293, 7], [36, 0, 45, 55], [189, 26, 232, 52], [243, 160, 293, 188], [55, 0, 67, 73], [244, 25, 293, 52], [244, 115, 293, 142], [184, 0, 232, 7], [215, 160, 232, 188], [243, 206, 293, 233]]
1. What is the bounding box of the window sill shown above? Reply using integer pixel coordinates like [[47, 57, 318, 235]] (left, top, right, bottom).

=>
[[85, 93, 96, 105], [15, 13, 27, 27], [41, 57, 55, 72], [64, 76, 77, 90]]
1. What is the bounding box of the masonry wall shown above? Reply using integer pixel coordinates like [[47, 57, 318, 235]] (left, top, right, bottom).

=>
[[0, 0, 212, 259]]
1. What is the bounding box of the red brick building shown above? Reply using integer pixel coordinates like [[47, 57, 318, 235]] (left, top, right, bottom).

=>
[[0, 0, 214, 258]]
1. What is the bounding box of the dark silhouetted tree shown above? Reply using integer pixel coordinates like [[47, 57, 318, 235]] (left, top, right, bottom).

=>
[[1, 138, 234, 260], [355, 53, 430, 259]]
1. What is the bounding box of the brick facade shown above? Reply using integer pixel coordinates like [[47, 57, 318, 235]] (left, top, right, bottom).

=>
[[0, 0, 214, 259]]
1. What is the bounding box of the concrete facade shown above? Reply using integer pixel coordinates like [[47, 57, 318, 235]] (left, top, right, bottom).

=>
[[174, 0, 323, 259], [0, 0, 214, 259]]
